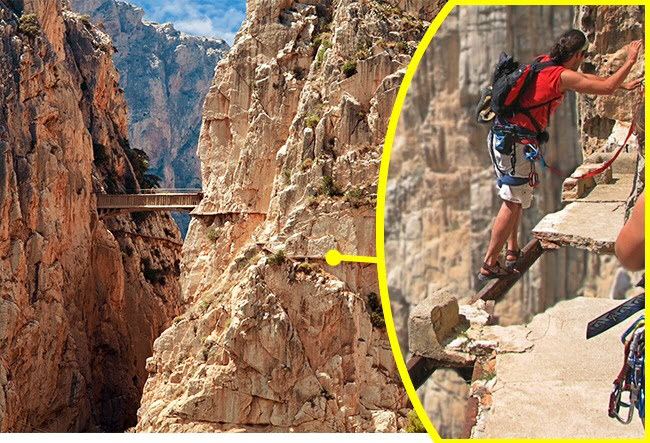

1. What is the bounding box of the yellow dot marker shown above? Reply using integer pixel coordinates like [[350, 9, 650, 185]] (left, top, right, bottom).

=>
[[325, 250, 378, 266], [325, 250, 342, 266]]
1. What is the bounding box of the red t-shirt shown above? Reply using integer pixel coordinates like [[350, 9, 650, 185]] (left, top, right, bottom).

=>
[[506, 55, 566, 132]]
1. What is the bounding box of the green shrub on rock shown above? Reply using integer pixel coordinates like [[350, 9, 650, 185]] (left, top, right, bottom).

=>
[[342, 60, 357, 78], [19, 13, 41, 37], [404, 410, 426, 433]]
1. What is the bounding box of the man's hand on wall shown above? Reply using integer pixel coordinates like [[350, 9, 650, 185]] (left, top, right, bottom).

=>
[[620, 77, 644, 90], [626, 40, 643, 64]]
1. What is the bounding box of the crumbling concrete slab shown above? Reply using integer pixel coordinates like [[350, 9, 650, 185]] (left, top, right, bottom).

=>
[[474, 297, 645, 438], [532, 201, 625, 253]]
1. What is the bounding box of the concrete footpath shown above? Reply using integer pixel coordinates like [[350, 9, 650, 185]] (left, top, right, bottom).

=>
[[475, 297, 645, 438]]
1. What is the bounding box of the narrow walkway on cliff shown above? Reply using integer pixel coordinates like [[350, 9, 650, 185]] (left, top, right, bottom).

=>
[[408, 151, 638, 384], [406, 150, 644, 437], [96, 189, 204, 218]]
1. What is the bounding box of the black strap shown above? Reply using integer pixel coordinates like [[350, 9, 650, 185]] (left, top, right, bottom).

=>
[[488, 126, 526, 186]]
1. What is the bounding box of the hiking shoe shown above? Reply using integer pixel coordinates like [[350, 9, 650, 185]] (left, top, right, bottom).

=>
[[478, 261, 520, 281], [505, 249, 521, 270]]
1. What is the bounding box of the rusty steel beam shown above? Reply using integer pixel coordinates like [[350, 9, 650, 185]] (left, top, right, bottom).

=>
[[470, 238, 546, 305]]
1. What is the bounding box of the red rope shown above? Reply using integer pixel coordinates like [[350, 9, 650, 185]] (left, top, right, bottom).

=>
[[576, 120, 636, 179], [578, 84, 644, 180]]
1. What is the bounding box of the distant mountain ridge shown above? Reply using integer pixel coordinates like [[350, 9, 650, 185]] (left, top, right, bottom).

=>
[[69, 0, 230, 234]]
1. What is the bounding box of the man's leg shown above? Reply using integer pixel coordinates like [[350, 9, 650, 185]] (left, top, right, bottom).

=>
[[482, 200, 522, 269], [506, 205, 521, 254]]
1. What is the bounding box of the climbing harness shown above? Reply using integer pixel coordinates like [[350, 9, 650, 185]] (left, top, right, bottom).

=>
[[609, 315, 645, 425], [490, 133, 563, 189]]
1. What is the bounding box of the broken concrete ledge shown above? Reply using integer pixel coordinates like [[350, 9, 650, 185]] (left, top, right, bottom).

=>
[[533, 201, 625, 254]]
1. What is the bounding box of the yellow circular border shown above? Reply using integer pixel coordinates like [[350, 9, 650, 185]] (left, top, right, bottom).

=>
[[375, 1, 648, 441], [376, 3, 455, 438]]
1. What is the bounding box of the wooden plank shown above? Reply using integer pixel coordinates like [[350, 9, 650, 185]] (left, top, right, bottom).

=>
[[96, 192, 203, 210]]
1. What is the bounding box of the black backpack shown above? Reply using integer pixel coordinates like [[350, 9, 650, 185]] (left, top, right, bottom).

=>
[[476, 53, 561, 142]]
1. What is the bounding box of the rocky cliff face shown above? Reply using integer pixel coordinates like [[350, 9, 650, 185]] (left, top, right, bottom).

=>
[[68, 0, 229, 235], [136, 0, 443, 432], [384, 5, 585, 437], [574, 5, 644, 297], [0, 0, 182, 431], [577, 6, 644, 157]]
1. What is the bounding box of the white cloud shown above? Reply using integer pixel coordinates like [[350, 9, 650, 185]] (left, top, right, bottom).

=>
[[174, 18, 217, 38], [131, 0, 245, 44]]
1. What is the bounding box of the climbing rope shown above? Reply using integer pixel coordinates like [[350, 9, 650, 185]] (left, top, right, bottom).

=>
[[609, 315, 645, 425], [577, 85, 644, 180]]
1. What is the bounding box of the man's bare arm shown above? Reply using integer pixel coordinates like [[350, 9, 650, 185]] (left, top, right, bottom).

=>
[[615, 193, 645, 271], [580, 73, 643, 90], [560, 40, 642, 94]]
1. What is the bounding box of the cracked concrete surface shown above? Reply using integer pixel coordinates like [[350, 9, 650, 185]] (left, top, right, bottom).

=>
[[474, 297, 645, 438]]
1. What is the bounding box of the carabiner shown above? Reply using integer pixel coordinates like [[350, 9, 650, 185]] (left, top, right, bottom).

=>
[[524, 143, 540, 162], [528, 163, 539, 188], [613, 389, 636, 425], [621, 315, 644, 344]]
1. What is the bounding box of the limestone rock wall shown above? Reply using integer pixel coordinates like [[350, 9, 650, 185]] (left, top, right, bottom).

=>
[[136, 0, 444, 432], [69, 0, 229, 190], [577, 6, 644, 156], [574, 5, 645, 298], [0, 0, 183, 431], [384, 5, 587, 437]]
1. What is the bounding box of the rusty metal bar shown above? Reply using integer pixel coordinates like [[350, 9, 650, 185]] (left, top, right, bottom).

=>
[[470, 238, 546, 305], [406, 355, 474, 391], [461, 397, 480, 438]]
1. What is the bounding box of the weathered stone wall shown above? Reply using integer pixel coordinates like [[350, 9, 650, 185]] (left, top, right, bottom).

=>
[[0, 0, 183, 431], [136, 0, 445, 432], [574, 5, 645, 298]]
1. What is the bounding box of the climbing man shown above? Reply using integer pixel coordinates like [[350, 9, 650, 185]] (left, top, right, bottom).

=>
[[479, 30, 643, 280]]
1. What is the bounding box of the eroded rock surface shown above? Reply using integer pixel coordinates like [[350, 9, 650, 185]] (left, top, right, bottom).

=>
[[472, 297, 644, 438], [0, 0, 183, 431], [136, 0, 444, 432]]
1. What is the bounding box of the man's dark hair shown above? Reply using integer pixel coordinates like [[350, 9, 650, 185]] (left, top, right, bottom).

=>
[[550, 29, 587, 63]]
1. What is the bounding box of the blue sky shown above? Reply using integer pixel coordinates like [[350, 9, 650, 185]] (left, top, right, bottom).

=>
[[125, 0, 247, 45]]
